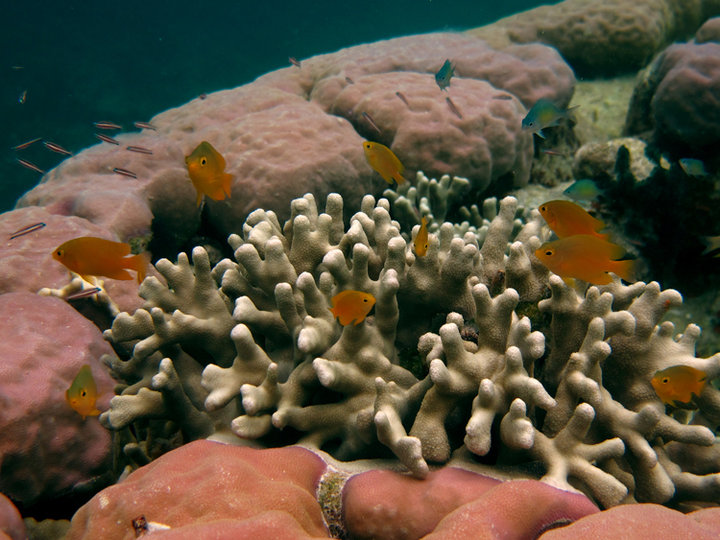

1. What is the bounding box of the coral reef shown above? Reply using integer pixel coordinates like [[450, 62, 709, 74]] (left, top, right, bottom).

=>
[[0, 293, 116, 506], [15, 33, 573, 246], [625, 33, 720, 154], [100, 188, 720, 509], [467, 0, 719, 76]]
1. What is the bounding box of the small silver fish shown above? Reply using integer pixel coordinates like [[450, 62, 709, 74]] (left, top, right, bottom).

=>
[[16, 158, 45, 174], [12, 137, 42, 151], [43, 141, 72, 156], [96, 133, 120, 145], [126, 145, 153, 155], [93, 121, 122, 130], [362, 111, 381, 134], [133, 121, 157, 131], [9, 222, 46, 240], [66, 287, 102, 301], [113, 167, 137, 178]]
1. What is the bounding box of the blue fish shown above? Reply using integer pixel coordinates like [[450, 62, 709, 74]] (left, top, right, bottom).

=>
[[522, 99, 576, 138], [679, 158, 708, 177], [563, 179, 602, 202], [435, 59, 454, 91]]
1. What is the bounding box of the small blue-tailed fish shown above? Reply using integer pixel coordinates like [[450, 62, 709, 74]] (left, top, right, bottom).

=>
[[563, 179, 602, 202], [522, 99, 577, 138], [678, 158, 708, 177], [185, 141, 233, 206], [435, 59, 454, 91], [66, 365, 101, 419], [329, 290, 376, 326]]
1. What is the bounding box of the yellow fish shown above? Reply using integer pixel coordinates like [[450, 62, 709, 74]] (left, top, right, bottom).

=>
[[329, 290, 376, 326], [414, 217, 429, 257], [534, 235, 635, 285], [651, 365, 707, 405], [538, 200, 608, 240], [185, 141, 233, 206], [363, 141, 406, 185], [53, 237, 148, 284], [66, 365, 101, 419]]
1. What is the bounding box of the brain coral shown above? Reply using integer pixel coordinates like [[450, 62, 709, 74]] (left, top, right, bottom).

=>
[[467, 0, 718, 76], [625, 39, 720, 151], [16, 33, 573, 244]]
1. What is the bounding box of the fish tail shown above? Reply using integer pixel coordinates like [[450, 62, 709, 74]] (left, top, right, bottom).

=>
[[536, 129, 546, 139], [131, 252, 151, 283], [612, 259, 636, 283], [394, 173, 407, 185]]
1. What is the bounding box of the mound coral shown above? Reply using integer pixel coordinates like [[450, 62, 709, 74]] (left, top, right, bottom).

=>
[[99, 181, 720, 508]]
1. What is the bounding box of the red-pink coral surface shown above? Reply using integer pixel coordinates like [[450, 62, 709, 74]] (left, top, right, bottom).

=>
[[0, 292, 115, 505], [65, 441, 330, 539], [0, 494, 25, 540], [539, 503, 720, 539]]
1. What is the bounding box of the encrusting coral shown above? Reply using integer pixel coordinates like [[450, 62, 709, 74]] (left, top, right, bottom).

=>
[[100, 174, 720, 508]]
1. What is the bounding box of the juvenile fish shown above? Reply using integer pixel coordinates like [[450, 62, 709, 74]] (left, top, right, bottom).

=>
[[679, 158, 708, 177], [18, 90, 27, 104], [446, 97, 462, 119], [113, 167, 137, 178], [66, 287, 102, 301], [329, 290, 376, 326], [126, 145, 153, 155], [9, 222, 46, 240], [363, 141, 406, 185], [16, 158, 45, 174], [538, 200, 607, 239], [43, 140, 72, 156], [361, 111, 381, 134], [395, 91, 409, 107], [435, 59, 454, 91], [651, 365, 707, 405], [522, 99, 577, 138], [289, 56, 301, 68], [93, 121, 122, 130], [12, 137, 42, 151], [185, 141, 233, 206], [563, 179, 602, 202], [96, 133, 120, 145], [414, 216, 429, 257], [52, 236, 148, 283], [133, 121, 157, 131], [345, 76, 354, 84]]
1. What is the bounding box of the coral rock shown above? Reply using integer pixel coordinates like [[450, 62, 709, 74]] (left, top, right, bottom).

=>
[[64, 440, 329, 539], [0, 292, 115, 505], [0, 494, 25, 540]]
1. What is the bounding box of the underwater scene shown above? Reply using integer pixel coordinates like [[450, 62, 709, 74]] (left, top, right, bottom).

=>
[[1, 0, 720, 538]]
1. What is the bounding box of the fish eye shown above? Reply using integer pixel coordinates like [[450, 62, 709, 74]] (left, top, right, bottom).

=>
[[544, 250, 553, 256], [662, 378, 669, 384], [200, 157, 207, 165], [364, 143, 371, 149], [81, 389, 87, 397], [540, 205, 546, 212], [363, 298, 368, 302], [56, 249, 63, 257]]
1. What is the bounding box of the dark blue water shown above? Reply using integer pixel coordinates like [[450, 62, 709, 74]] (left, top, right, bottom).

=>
[[1, 1, 553, 211]]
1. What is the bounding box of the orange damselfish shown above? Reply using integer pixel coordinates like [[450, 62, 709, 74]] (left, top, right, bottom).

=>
[[538, 200, 608, 239], [534, 235, 635, 285], [329, 290, 376, 326], [52, 237, 148, 284], [414, 216, 429, 257], [66, 364, 101, 419], [185, 141, 233, 206], [363, 141, 406, 185], [651, 365, 707, 405]]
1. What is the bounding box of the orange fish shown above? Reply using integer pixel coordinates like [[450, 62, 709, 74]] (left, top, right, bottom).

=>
[[329, 290, 376, 326], [538, 200, 608, 239], [534, 235, 635, 285], [185, 141, 233, 206], [363, 141, 406, 185], [651, 365, 707, 405], [414, 217, 429, 257], [66, 365, 101, 419], [52, 237, 148, 284]]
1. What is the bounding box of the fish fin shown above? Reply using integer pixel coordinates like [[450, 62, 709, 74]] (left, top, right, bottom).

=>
[[611, 259, 636, 283], [103, 268, 135, 281], [536, 130, 546, 139], [222, 173, 233, 197], [196, 191, 203, 207], [394, 173, 407, 185], [80, 274, 97, 285], [131, 252, 151, 283]]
